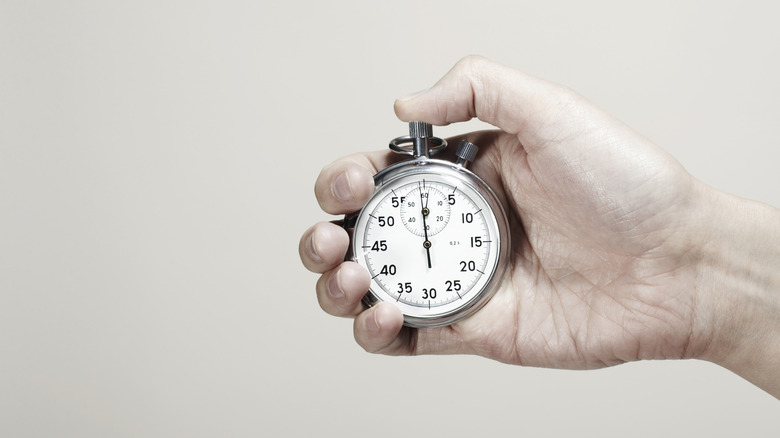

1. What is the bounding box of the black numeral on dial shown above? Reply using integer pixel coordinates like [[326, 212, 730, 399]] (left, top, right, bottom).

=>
[[380, 264, 397, 275], [397, 282, 412, 293], [378, 216, 395, 227], [371, 240, 387, 252], [460, 260, 476, 272]]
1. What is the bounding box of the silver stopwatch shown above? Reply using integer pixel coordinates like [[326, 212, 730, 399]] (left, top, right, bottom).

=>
[[345, 122, 510, 328]]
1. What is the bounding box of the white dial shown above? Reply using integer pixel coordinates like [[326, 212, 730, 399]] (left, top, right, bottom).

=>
[[352, 165, 507, 327]]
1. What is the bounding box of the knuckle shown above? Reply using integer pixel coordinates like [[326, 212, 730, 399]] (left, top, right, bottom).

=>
[[455, 54, 488, 71], [314, 166, 335, 210]]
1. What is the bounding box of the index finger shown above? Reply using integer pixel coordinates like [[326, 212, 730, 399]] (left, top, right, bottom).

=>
[[315, 150, 400, 215]]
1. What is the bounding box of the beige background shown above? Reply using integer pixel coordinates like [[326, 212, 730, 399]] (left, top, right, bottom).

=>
[[1, 1, 778, 437]]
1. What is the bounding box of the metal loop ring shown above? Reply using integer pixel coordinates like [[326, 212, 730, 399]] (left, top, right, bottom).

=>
[[389, 135, 448, 156]]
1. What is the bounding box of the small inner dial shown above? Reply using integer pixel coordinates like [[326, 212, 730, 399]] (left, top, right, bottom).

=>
[[399, 184, 450, 236]]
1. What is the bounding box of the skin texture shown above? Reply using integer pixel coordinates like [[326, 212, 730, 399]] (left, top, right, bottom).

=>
[[299, 56, 780, 397]]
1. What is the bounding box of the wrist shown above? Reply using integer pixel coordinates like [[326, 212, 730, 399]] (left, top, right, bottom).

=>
[[693, 185, 780, 397]]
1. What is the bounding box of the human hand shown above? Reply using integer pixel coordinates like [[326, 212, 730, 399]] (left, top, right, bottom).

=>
[[300, 57, 780, 390]]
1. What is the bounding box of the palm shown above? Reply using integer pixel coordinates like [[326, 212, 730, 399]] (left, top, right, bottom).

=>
[[423, 128, 699, 369]]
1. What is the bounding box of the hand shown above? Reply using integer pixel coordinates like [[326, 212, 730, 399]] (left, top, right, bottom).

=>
[[299, 57, 780, 394]]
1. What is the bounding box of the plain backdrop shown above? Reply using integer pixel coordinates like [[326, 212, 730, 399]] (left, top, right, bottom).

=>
[[1, 1, 778, 437]]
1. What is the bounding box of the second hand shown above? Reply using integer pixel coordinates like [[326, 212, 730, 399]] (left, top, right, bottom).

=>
[[420, 186, 432, 269]]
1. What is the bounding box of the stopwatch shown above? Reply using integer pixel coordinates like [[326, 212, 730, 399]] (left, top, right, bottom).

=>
[[344, 121, 511, 328]]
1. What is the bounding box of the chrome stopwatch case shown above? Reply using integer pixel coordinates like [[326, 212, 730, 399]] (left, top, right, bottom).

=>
[[345, 122, 511, 328]]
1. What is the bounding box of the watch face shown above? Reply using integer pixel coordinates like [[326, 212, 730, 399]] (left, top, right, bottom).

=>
[[352, 163, 508, 327]]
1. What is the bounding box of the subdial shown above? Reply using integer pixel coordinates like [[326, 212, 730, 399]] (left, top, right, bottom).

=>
[[400, 186, 450, 236]]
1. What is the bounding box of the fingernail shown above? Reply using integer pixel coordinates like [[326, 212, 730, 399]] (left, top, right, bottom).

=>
[[365, 309, 381, 333], [396, 88, 428, 102], [332, 171, 352, 201], [327, 270, 345, 300], [306, 233, 322, 263]]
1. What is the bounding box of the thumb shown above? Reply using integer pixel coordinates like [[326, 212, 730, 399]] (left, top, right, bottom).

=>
[[393, 55, 582, 150]]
